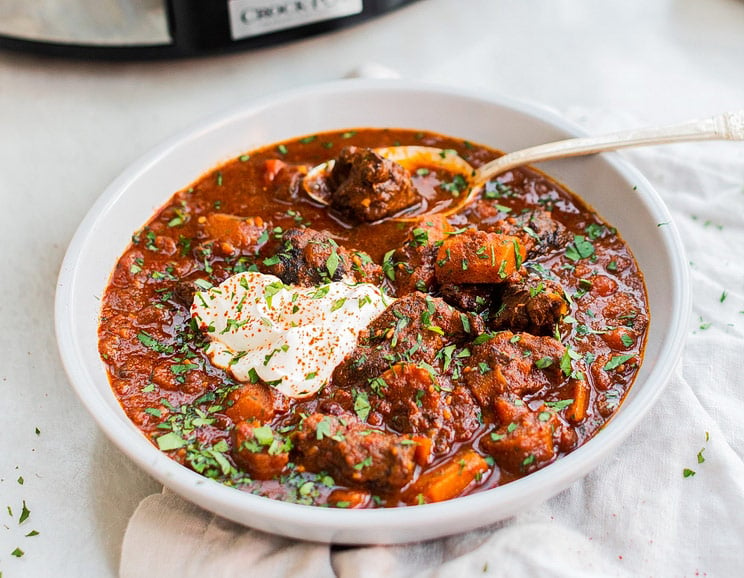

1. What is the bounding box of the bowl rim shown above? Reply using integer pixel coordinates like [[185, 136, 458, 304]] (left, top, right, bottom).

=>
[[54, 78, 691, 543]]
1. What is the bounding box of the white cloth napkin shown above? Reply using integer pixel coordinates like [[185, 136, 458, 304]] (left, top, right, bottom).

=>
[[120, 109, 744, 578]]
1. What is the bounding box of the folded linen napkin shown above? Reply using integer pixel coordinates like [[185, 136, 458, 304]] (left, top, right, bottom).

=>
[[121, 109, 744, 578]]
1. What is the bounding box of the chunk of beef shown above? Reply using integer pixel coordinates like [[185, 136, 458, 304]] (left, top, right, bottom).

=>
[[152, 235, 177, 256], [326, 146, 420, 222], [389, 215, 451, 295], [111, 249, 147, 291], [479, 397, 559, 474], [150, 358, 218, 395], [590, 351, 641, 392], [172, 271, 215, 308], [468, 198, 518, 229], [232, 422, 289, 480], [434, 229, 526, 285], [292, 413, 416, 491], [368, 363, 480, 454], [463, 330, 566, 407], [601, 293, 649, 333], [332, 293, 483, 388], [438, 283, 493, 313], [173, 279, 199, 308], [200, 213, 267, 256], [262, 227, 383, 286], [490, 210, 571, 259], [262, 159, 304, 201], [491, 276, 568, 335]]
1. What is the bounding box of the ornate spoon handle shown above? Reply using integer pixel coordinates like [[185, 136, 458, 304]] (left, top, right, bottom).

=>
[[474, 110, 744, 184]]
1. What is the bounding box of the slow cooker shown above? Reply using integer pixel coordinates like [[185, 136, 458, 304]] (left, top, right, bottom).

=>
[[0, 0, 419, 59]]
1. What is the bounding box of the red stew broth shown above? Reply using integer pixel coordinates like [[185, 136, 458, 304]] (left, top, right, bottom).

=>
[[98, 128, 648, 508]]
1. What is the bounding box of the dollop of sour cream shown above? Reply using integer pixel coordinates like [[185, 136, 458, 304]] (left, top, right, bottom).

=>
[[190, 271, 391, 398]]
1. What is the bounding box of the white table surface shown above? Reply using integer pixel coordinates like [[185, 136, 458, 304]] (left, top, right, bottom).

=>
[[1, 0, 743, 575]]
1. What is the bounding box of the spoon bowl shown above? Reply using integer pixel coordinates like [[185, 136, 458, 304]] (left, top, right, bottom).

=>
[[303, 145, 473, 207]]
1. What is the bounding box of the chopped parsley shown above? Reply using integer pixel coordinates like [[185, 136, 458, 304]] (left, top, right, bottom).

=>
[[484, 181, 514, 199], [326, 250, 340, 278], [564, 235, 595, 262], [440, 174, 468, 196], [603, 354, 634, 371], [697, 448, 706, 464], [263, 281, 285, 308], [354, 456, 374, 470], [136, 331, 173, 354], [382, 249, 398, 281], [262, 255, 282, 266], [585, 222, 612, 240], [560, 346, 581, 377], [545, 399, 574, 411], [315, 417, 332, 441], [312, 285, 331, 300], [156, 432, 186, 451], [354, 391, 371, 421], [19, 501, 30, 524]]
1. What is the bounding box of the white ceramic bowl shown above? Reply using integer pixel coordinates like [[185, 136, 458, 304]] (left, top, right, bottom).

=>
[[55, 79, 690, 544]]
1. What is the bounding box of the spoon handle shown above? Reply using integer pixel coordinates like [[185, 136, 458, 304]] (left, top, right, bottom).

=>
[[474, 110, 744, 184]]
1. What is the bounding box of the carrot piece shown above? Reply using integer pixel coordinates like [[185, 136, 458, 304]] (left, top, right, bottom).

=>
[[602, 327, 634, 350], [236, 448, 289, 480], [435, 230, 526, 285], [264, 159, 287, 182], [231, 421, 289, 480], [565, 379, 589, 424], [411, 434, 433, 467], [590, 274, 618, 297], [203, 213, 264, 255], [225, 383, 275, 423], [405, 449, 489, 504], [328, 488, 371, 509]]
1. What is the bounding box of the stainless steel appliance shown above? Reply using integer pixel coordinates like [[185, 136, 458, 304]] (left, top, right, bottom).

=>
[[0, 0, 419, 59]]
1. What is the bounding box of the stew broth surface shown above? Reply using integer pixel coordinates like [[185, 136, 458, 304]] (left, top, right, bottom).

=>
[[98, 129, 648, 508]]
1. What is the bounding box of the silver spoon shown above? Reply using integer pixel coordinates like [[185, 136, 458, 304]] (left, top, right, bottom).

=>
[[303, 110, 744, 218]]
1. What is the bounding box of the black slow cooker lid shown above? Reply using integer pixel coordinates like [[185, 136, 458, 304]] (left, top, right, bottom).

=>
[[0, 0, 419, 60]]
